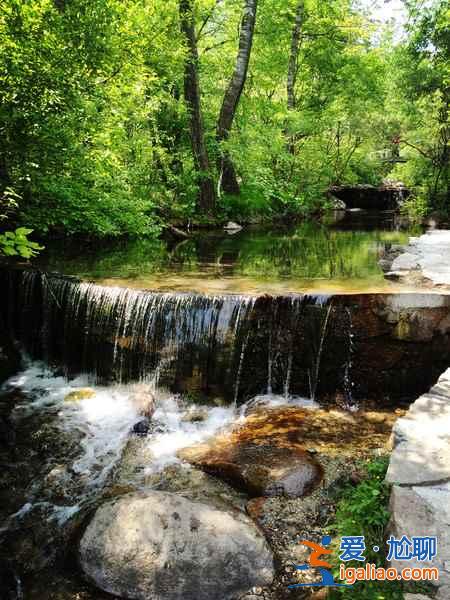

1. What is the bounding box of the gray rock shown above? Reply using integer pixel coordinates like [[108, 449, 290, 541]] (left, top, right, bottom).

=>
[[224, 221, 243, 234], [404, 595, 433, 600], [386, 368, 450, 486], [132, 418, 150, 436], [437, 588, 450, 600], [387, 368, 450, 600], [79, 490, 275, 600], [389, 483, 450, 591], [391, 252, 420, 271]]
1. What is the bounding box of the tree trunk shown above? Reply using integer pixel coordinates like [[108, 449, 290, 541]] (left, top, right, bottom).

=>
[[179, 0, 216, 213], [286, 0, 303, 154], [217, 0, 258, 195], [0, 152, 10, 191], [53, 0, 65, 13]]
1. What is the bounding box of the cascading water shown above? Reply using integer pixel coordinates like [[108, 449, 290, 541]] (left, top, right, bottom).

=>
[[4, 237, 450, 599], [1, 268, 343, 569], [2, 268, 341, 403], [309, 300, 333, 401], [343, 306, 358, 410]]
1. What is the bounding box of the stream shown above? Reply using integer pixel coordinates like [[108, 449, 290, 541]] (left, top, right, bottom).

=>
[[0, 211, 442, 600], [35, 210, 420, 294]]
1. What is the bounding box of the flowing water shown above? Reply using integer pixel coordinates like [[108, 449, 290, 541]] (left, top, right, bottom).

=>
[[0, 211, 431, 598], [1, 268, 338, 597], [0, 358, 321, 597], [3, 269, 342, 400]]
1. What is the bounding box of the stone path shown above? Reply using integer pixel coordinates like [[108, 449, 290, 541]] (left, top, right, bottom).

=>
[[387, 368, 450, 599], [388, 230, 450, 287]]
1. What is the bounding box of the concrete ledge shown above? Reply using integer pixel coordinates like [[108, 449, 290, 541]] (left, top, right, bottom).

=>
[[388, 369, 450, 598]]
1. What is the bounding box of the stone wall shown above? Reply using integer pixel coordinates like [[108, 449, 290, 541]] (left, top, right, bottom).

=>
[[387, 369, 450, 599]]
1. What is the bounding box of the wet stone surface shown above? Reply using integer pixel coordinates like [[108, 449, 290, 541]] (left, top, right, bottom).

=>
[[0, 362, 402, 600], [179, 405, 399, 499]]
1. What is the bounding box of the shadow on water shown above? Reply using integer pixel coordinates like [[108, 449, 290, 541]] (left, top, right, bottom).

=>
[[35, 211, 422, 295]]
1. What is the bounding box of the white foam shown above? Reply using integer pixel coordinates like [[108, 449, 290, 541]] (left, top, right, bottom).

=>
[[3, 362, 322, 497], [4, 362, 140, 491], [3, 362, 239, 489], [144, 396, 236, 473], [241, 393, 320, 415]]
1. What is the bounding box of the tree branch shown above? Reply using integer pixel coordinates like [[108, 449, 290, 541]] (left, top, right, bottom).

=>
[[399, 139, 435, 162]]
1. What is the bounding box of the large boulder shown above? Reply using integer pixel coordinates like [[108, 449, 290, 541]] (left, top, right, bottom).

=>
[[79, 491, 275, 600], [178, 406, 399, 498], [178, 407, 323, 498]]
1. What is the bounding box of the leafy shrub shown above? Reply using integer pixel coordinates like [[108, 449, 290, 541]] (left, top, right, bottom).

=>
[[0, 227, 43, 259], [328, 458, 403, 599]]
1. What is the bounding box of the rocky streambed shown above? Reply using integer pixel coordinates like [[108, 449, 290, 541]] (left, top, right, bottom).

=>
[[2, 259, 450, 599], [0, 359, 401, 600]]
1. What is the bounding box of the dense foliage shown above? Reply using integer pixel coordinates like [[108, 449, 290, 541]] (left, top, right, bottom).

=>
[[0, 0, 448, 244]]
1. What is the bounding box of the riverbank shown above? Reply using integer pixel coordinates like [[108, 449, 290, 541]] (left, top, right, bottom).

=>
[[382, 230, 450, 290]]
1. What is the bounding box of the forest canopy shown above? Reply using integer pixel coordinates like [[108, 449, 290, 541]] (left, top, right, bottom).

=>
[[0, 0, 448, 242]]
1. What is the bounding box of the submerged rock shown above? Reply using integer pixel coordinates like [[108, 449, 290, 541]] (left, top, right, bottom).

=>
[[79, 491, 274, 600], [178, 410, 323, 498], [132, 418, 150, 436], [181, 407, 208, 423], [129, 384, 155, 418], [179, 406, 398, 499], [64, 388, 96, 402], [1, 501, 84, 574], [151, 464, 247, 509]]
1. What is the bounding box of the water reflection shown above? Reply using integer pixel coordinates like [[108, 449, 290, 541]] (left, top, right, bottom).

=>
[[38, 211, 422, 294]]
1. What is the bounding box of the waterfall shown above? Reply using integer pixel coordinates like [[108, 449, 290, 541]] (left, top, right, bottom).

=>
[[343, 306, 357, 409], [1, 268, 345, 403], [309, 301, 333, 401]]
